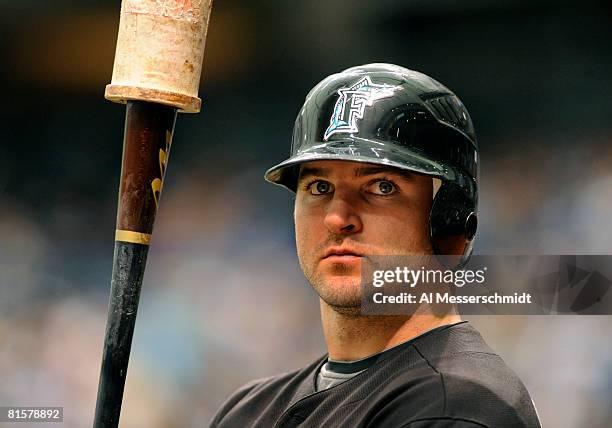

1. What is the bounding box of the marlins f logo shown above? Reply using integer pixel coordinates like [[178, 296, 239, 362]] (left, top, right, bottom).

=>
[[324, 76, 400, 140]]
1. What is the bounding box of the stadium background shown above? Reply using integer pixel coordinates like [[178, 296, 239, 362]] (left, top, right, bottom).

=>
[[1, 0, 611, 426]]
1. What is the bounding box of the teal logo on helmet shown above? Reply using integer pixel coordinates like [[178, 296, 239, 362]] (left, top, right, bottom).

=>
[[323, 76, 399, 141]]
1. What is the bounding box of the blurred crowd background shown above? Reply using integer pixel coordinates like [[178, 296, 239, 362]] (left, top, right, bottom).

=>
[[1, 0, 611, 426]]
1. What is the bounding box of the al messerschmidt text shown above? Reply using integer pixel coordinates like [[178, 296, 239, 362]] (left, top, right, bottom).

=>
[[373, 292, 532, 304]]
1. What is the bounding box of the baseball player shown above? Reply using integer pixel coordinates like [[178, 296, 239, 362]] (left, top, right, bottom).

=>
[[210, 64, 541, 427]]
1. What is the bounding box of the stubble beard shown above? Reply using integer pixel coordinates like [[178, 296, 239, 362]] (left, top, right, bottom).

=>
[[301, 250, 435, 317], [302, 259, 364, 316], [298, 231, 434, 316]]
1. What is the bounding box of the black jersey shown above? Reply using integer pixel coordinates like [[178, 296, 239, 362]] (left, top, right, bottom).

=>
[[210, 322, 541, 427]]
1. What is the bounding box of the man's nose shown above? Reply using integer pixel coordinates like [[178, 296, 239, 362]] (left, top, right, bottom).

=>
[[323, 192, 363, 235]]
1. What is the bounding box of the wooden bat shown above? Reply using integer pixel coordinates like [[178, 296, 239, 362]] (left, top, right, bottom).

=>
[[94, 1, 213, 426]]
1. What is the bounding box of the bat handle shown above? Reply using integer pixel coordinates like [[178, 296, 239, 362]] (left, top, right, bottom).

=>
[[94, 101, 177, 427], [94, 242, 149, 427]]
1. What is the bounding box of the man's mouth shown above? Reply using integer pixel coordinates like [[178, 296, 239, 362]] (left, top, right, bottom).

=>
[[322, 247, 363, 260]]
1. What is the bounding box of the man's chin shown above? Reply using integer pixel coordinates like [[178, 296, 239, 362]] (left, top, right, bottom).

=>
[[314, 275, 363, 310]]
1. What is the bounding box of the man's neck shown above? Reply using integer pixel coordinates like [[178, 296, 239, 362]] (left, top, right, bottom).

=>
[[320, 299, 462, 361]]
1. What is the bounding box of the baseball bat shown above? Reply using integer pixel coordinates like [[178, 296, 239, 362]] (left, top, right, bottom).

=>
[[94, 1, 213, 426]]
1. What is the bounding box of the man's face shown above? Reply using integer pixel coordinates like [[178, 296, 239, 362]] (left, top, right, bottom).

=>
[[294, 160, 434, 311]]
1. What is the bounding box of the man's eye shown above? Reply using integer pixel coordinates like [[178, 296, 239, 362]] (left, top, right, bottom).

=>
[[311, 180, 333, 195], [370, 180, 397, 195]]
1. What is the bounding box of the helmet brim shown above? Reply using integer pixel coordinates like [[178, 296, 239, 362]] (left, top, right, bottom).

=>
[[264, 138, 455, 193]]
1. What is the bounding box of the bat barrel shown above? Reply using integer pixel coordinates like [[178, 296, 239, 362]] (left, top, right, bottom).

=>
[[94, 101, 177, 427], [105, 0, 214, 113]]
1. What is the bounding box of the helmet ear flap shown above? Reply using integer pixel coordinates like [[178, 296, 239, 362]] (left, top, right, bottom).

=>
[[464, 212, 478, 241], [430, 181, 477, 258]]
